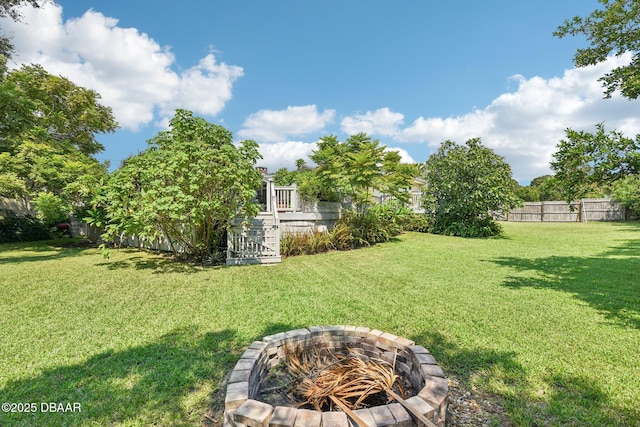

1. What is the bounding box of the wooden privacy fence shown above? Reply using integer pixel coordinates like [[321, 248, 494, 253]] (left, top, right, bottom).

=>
[[505, 198, 626, 222]]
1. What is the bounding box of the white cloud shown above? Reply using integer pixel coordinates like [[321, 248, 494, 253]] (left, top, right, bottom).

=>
[[2, 3, 243, 130], [385, 147, 415, 164], [238, 105, 335, 142], [399, 110, 496, 144], [340, 107, 404, 136], [257, 141, 317, 172], [342, 54, 639, 183]]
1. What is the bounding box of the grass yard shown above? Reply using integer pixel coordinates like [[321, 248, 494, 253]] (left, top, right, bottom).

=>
[[0, 222, 639, 426]]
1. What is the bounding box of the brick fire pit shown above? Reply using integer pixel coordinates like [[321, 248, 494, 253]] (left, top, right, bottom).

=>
[[223, 326, 448, 427]]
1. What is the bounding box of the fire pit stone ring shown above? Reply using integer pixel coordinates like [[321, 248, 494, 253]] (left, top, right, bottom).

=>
[[223, 326, 448, 427]]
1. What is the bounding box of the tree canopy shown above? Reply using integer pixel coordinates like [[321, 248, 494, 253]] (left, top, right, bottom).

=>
[[310, 133, 417, 210], [612, 174, 640, 213], [0, 64, 117, 222], [514, 175, 565, 202], [552, 1, 640, 211], [551, 123, 640, 202], [423, 138, 520, 237], [554, 0, 640, 99], [96, 109, 263, 261]]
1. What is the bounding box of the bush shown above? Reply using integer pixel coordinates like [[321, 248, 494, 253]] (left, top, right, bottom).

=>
[[423, 138, 519, 238], [403, 213, 434, 233], [99, 110, 263, 262], [332, 205, 407, 249], [280, 228, 332, 257], [336, 210, 386, 248], [432, 215, 502, 238], [613, 175, 640, 214], [31, 192, 73, 225], [368, 202, 411, 237], [0, 209, 51, 243], [280, 203, 429, 257], [327, 222, 354, 251]]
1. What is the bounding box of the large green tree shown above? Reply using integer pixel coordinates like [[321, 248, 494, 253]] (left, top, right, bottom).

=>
[[97, 109, 263, 261], [0, 65, 116, 217], [514, 175, 566, 202], [378, 151, 420, 206], [551, 124, 640, 202], [612, 174, 640, 213], [310, 133, 416, 210], [554, 0, 640, 99], [311, 133, 383, 209], [552, 1, 640, 209], [423, 138, 520, 237]]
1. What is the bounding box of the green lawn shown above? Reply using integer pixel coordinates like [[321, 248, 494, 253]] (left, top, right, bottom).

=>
[[1, 222, 639, 426]]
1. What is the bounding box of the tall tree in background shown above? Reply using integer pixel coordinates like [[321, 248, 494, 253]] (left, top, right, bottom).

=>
[[554, 0, 640, 99], [552, 1, 640, 209], [311, 134, 383, 209], [529, 175, 563, 201], [514, 175, 566, 202], [379, 151, 419, 206], [0, 64, 117, 221], [311, 133, 416, 211], [423, 138, 520, 237], [551, 124, 640, 202]]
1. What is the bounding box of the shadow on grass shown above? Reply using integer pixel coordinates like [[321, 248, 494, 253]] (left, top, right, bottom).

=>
[[0, 241, 95, 264], [0, 326, 241, 427], [0, 324, 305, 427], [0, 240, 208, 274], [489, 238, 640, 330], [412, 330, 524, 386], [412, 330, 639, 426], [94, 250, 209, 275]]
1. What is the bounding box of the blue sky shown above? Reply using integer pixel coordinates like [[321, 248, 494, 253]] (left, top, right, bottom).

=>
[[3, 1, 639, 184]]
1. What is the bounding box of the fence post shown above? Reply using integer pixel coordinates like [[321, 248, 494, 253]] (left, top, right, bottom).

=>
[[266, 178, 273, 213], [540, 202, 545, 222], [580, 199, 586, 223], [292, 184, 299, 212]]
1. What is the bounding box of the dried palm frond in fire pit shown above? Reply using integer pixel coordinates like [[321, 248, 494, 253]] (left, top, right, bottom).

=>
[[283, 342, 406, 411], [224, 326, 449, 427]]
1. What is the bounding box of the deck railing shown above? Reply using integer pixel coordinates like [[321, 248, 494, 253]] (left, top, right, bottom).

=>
[[379, 191, 424, 212], [274, 185, 300, 212], [226, 179, 281, 264], [410, 191, 422, 208], [267, 180, 424, 214]]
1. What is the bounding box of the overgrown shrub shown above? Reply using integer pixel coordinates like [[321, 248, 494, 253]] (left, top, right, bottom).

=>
[[332, 205, 407, 249], [368, 202, 411, 236], [97, 110, 262, 262], [280, 203, 430, 257], [0, 209, 51, 243], [403, 213, 434, 233], [31, 192, 73, 225], [327, 222, 354, 251], [281, 228, 332, 257], [432, 215, 502, 238], [613, 175, 640, 214], [337, 210, 387, 247], [423, 138, 520, 238]]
